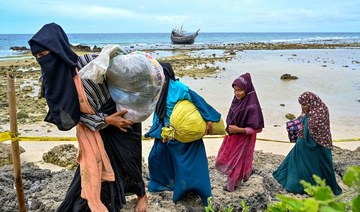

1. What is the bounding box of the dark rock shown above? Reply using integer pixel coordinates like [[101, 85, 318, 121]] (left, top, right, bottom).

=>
[[280, 74, 298, 80], [93, 45, 102, 52], [10, 46, 29, 51], [0, 142, 358, 211], [0, 143, 25, 166], [42, 144, 77, 169], [285, 113, 296, 120], [71, 44, 91, 52]]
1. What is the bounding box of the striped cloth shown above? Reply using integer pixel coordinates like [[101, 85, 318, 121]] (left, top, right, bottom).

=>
[[76, 53, 112, 131]]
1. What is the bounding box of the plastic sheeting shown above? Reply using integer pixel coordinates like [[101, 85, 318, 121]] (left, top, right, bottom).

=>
[[106, 51, 165, 123], [79, 45, 126, 83]]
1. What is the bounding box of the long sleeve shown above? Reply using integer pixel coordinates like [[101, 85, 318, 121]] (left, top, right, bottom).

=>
[[189, 89, 221, 122], [244, 127, 262, 135], [76, 54, 113, 131], [78, 78, 112, 131], [80, 113, 108, 131]]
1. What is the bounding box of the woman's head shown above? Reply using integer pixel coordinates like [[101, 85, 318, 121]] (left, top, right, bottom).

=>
[[233, 85, 246, 100], [34, 50, 50, 59], [300, 103, 310, 114], [29, 41, 50, 59], [27, 23, 80, 131], [154, 62, 176, 119], [297, 91, 332, 148], [227, 72, 264, 129], [232, 73, 252, 100], [160, 62, 176, 81], [298, 91, 322, 114], [29, 22, 78, 66]]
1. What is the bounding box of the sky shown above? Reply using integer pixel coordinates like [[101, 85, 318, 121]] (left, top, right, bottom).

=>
[[0, 0, 359, 34]]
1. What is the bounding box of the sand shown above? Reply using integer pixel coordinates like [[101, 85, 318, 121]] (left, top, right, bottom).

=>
[[1, 47, 360, 211], [2, 48, 358, 171], [14, 138, 360, 172]]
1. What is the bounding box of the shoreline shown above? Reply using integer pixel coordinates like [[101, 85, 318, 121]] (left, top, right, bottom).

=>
[[1, 45, 360, 170], [2, 41, 360, 61], [1, 44, 360, 211]]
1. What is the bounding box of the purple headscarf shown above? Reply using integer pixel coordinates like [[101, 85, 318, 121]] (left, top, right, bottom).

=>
[[226, 73, 264, 129]]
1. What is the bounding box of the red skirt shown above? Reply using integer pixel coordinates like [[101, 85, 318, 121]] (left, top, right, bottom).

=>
[[215, 133, 256, 191]]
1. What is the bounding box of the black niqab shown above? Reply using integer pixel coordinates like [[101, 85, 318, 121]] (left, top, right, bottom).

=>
[[28, 23, 79, 131], [154, 62, 176, 119]]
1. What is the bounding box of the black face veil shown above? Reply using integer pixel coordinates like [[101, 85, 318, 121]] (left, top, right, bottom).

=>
[[29, 23, 79, 130]]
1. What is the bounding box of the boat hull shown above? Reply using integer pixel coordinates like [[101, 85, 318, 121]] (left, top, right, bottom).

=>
[[171, 30, 199, 45], [171, 35, 196, 44]]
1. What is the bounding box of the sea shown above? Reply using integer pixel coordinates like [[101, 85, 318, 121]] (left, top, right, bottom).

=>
[[1, 32, 360, 58]]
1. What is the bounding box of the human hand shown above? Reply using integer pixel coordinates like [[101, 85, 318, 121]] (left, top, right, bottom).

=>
[[297, 112, 305, 119], [105, 110, 133, 132], [227, 125, 240, 134], [205, 121, 213, 135]]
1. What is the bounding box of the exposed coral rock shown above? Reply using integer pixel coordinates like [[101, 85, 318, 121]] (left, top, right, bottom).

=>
[[280, 73, 298, 80], [42, 144, 78, 170], [0, 143, 25, 167]]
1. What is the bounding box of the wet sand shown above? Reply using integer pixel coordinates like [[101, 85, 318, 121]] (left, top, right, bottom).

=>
[[13, 138, 360, 171], [1, 47, 360, 211], [1, 48, 358, 170]]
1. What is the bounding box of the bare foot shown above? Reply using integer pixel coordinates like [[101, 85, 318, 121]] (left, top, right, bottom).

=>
[[135, 194, 148, 212]]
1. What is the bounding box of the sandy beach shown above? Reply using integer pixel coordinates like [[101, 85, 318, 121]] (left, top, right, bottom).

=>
[[2, 47, 359, 167], [13, 138, 360, 172], [1, 46, 360, 211]]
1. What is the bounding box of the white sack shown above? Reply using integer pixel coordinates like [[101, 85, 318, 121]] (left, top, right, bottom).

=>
[[78, 45, 126, 83], [106, 51, 165, 123]]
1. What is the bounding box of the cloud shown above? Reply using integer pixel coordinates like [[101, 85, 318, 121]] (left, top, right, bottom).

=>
[[0, 0, 359, 33]]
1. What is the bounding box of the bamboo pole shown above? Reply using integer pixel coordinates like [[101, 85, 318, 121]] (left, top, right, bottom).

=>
[[7, 69, 26, 212]]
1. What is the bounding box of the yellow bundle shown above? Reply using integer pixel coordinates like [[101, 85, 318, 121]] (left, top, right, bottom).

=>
[[161, 100, 226, 143]]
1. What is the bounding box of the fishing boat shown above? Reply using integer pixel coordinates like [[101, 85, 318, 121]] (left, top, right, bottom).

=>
[[171, 26, 200, 45]]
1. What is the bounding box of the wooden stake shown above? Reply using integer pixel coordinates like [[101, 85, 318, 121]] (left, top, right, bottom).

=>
[[7, 69, 26, 212]]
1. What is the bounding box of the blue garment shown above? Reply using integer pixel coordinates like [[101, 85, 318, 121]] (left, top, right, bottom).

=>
[[145, 79, 220, 205], [273, 116, 342, 195]]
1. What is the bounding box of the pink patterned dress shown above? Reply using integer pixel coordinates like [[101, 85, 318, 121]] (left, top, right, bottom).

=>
[[215, 73, 264, 191]]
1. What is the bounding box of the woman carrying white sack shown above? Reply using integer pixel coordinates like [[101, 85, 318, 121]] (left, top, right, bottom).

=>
[[79, 45, 165, 123], [77, 44, 164, 211]]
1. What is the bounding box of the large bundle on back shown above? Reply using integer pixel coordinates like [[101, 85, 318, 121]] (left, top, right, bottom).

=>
[[161, 100, 226, 143], [106, 51, 165, 123]]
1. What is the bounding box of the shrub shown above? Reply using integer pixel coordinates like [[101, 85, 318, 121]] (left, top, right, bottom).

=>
[[266, 166, 360, 212]]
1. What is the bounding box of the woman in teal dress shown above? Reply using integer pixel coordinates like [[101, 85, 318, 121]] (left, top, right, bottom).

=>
[[273, 91, 342, 195], [145, 63, 221, 205]]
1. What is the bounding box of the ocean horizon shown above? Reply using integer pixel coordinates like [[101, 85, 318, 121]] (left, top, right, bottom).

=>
[[1, 32, 360, 57]]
